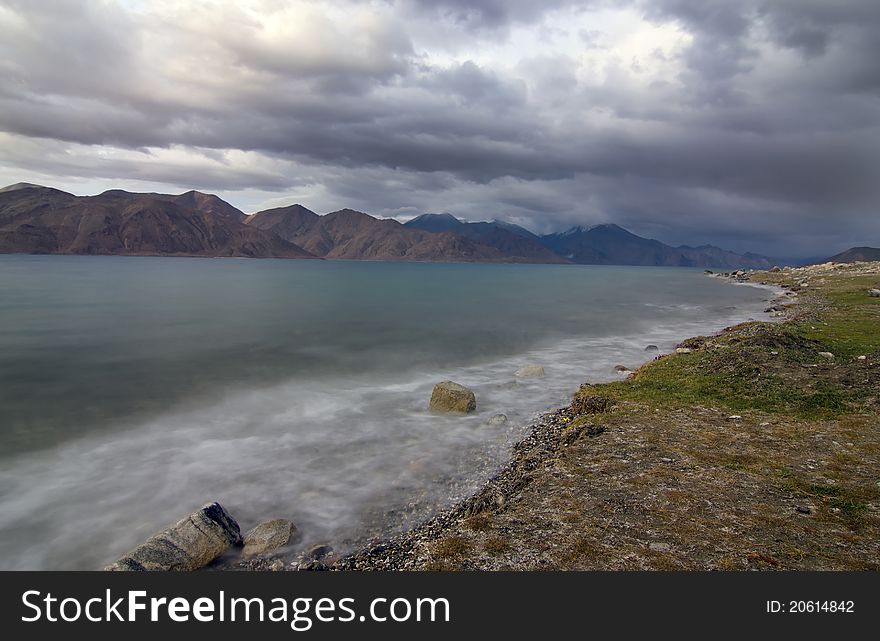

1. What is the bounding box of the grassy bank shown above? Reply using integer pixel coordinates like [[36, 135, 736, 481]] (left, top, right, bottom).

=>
[[340, 262, 879, 570]]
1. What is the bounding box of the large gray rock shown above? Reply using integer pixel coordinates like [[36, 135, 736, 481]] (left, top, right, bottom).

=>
[[241, 519, 301, 557], [869, 289, 880, 297], [104, 502, 241, 571], [515, 364, 545, 378], [429, 381, 477, 413]]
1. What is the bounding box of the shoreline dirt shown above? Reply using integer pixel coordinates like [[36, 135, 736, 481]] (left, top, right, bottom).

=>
[[242, 262, 880, 571]]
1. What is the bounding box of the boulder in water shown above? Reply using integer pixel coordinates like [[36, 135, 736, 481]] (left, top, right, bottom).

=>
[[645, 345, 659, 352], [487, 413, 509, 425], [241, 519, 300, 557], [429, 381, 477, 413], [104, 502, 241, 571], [515, 364, 545, 378]]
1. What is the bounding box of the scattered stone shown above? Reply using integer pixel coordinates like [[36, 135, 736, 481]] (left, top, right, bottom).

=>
[[857, 355, 867, 361], [769, 266, 782, 273], [293, 544, 335, 571], [105, 502, 242, 571], [648, 542, 671, 552], [429, 381, 477, 413], [306, 544, 333, 561], [487, 414, 509, 426], [727, 415, 743, 421], [770, 351, 779, 355], [241, 519, 300, 558], [868, 288, 880, 297], [645, 344, 659, 352], [818, 352, 834, 359], [515, 364, 545, 378], [796, 506, 812, 515], [613, 365, 631, 372], [675, 347, 692, 354]]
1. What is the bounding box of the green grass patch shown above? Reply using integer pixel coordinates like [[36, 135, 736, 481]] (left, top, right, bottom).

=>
[[577, 347, 854, 419], [572, 268, 879, 418], [793, 274, 880, 358]]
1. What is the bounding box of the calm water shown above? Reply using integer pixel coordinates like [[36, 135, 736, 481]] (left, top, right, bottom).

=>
[[0, 255, 774, 569]]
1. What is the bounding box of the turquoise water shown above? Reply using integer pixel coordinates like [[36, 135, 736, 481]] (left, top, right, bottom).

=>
[[0, 255, 773, 569]]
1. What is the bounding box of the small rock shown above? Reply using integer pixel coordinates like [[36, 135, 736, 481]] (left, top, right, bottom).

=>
[[429, 381, 477, 413], [796, 506, 812, 515], [648, 542, 671, 552], [645, 345, 659, 352], [857, 355, 867, 361], [515, 364, 545, 378], [769, 266, 781, 273], [306, 544, 333, 561], [727, 415, 743, 421], [759, 421, 771, 427], [868, 288, 880, 297], [613, 364, 631, 372], [675, 347, 692, 354], [487, 413, 509, 426], [818, 352, 834, 359], [770, 351, 779, 355], [241, 519, 300, 557]]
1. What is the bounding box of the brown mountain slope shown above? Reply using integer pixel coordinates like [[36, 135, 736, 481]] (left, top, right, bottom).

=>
[[100, 189, 247, 222], [404, 214, 569, 264], [248, 207, 541, 262], [246, 204, 320, 239], [823, 246, 880, 264], [0, 186, 316, 258]]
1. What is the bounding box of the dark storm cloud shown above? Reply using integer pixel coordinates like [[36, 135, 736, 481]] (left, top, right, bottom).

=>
[[402, 0, 575, 30], [0, 0, 878, 256]]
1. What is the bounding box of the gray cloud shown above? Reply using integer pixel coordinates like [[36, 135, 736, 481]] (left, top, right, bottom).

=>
[[0, 0, 878, 257]]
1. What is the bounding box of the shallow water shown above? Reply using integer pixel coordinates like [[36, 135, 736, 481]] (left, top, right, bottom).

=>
[[0, 255, 774, 569]]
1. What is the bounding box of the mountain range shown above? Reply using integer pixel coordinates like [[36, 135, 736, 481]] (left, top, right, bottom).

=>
[[0, 183, 313, 259], [246, 206, 525, 262], [0, 183, 802, 268]]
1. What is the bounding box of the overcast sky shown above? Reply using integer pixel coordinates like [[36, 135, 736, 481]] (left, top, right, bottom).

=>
[[1, 0, 878, 257]]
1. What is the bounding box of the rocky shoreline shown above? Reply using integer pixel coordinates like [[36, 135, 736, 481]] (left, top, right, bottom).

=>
[[331, 270, 799, 571]]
